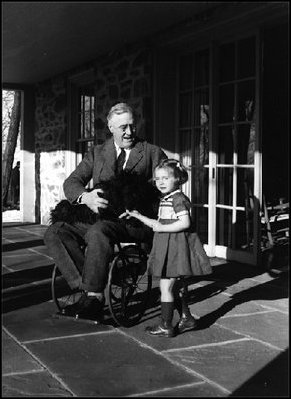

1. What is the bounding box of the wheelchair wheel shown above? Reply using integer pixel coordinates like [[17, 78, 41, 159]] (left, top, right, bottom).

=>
[[51, 264, 82, 314], [107, 244, 152, 327]]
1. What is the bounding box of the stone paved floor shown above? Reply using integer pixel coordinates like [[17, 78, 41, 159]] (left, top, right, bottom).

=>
[[2, 222, 289, 397]]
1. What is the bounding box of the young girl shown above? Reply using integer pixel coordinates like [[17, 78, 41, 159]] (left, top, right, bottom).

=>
[[123, 159, 212, 337]]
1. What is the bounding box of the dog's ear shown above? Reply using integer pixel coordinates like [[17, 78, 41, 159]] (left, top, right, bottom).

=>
[[50, 200, 73, 225]]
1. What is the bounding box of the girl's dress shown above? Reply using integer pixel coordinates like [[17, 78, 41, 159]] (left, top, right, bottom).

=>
[[147, 189, 212, 278]]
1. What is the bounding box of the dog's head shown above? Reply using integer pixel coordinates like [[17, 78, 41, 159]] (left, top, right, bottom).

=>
[[96, 172, 160, 220]]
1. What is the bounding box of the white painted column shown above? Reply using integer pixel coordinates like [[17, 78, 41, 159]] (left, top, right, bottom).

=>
[[20, 150, 35, 222]]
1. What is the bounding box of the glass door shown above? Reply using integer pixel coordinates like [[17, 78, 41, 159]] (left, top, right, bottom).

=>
[[177, 34, 261, 265], [214, 35, 260, 264], [178, 49, 210, 245]]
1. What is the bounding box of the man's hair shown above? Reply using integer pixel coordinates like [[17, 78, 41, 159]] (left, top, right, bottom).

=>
[[107, 103, 134, 123]]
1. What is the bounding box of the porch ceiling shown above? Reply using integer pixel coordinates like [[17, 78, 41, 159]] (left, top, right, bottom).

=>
[[2, 1, 214, 86]]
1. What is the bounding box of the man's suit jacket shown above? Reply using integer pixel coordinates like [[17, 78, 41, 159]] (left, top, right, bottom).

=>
[[64, 137, 167, 203]]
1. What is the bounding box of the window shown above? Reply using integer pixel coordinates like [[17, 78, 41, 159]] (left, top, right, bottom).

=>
[[76, 85, 96, 157]]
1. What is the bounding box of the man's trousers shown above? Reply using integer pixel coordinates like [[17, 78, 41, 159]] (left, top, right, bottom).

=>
[[44, 220, 152, 292]]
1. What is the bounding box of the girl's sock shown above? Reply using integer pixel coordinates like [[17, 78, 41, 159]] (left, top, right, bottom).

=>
[[161, 302, 174, 327], [179, 284, 192, 318]]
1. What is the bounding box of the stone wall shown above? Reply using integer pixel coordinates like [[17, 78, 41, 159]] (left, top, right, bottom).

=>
[[91, 44, 153, 144], [35, 43, 153, 225], [35, 77, 67, 224]]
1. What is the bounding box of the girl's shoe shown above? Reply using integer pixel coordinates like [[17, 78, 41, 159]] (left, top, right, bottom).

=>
[[177, 314, 198, 334], [145, 322, 175, 337]]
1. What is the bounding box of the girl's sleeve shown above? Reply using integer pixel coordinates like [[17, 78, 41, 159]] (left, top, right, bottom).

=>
[[172, 193, 191, 218]]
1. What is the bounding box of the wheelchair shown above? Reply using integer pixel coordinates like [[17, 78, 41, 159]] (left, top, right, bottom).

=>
[[51, 242, 152, 327]]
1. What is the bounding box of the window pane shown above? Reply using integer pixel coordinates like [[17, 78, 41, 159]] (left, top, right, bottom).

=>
[[218, 126, 233, 164], [78, 140, 95, 157], [194, 49, 209, 86], [192, 167, 208, 204], [192, 206, 208, 243], [84, 110, 92, 138], [180, 129, 192, 200], [237, 168, 254, 208], [237, 125, 255, 164], [219, 84, 234, 123], [217, 168, 233, 206], [179, 93, 192, 127], [179, 54, 193, 90], [193, 127, 209, 166], [179, 129, 192, 159], [216, 208, 232, 246], [219, 42, 235, 82], [235, 210, 254, 251], [194, 89, 209, 126], [237, 80, 255, 122], [237, 36, 256, 79], [80, 94, 95, 139]]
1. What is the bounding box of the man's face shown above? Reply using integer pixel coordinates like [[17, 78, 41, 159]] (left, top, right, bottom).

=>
[[108, 112, 136, 149]]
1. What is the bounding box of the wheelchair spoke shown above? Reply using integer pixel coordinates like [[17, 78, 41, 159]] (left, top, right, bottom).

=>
[[108, 245, 152, 327]]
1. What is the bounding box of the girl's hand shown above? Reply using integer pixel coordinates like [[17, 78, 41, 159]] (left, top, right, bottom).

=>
[[119, 209, 140, 219], [152, 221, 164, 232], [126, 210, 140, 218]]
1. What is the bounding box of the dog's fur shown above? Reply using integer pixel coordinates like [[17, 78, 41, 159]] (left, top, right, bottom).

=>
[[50, 172, 160, 227]]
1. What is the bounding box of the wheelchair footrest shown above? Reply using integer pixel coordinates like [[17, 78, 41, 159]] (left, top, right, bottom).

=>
[[51, 311, 102, 325]]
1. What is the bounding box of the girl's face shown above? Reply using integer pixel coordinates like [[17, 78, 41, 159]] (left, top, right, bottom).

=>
[[154, 168, 177, 195]]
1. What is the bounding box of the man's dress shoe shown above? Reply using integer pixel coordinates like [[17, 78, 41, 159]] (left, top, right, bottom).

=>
[[62, 292, 104, 322]]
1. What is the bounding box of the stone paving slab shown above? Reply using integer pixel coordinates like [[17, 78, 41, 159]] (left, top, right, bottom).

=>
[[29, 245, 53, 256], [25, 332, 201, 397], [2, 253, 53, 271], [2, 301, 113, 343], [217, 311, 289, 350], [2, 247, 42, 257], [254, 297, 289, 313], [2, 245, 52, 257], [2, 230, 43, 242], [2, 331, 43, 375], [2, 238, 14, 245], [220, 278, 263, 295], [3, 265, 54, 288], [139, 381, 227, 397], [2, 371, 72, 397], [165, 339, 285, 395], [191, 293, 276, 327], [121, 318, 245, 353], [224, 277, 289, 298], [14, 225, 48, 235]]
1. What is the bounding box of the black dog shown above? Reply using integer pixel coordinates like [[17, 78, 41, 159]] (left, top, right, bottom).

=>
[[50, 172, 160, 227]]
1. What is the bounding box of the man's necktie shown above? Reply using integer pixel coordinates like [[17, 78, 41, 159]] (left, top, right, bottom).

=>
[[116, 148, 126, 174]]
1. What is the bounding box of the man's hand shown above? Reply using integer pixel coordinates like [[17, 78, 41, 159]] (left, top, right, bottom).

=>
[[81, 189, 108, 214]]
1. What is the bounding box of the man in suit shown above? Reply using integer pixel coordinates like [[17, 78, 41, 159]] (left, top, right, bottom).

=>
[[44, 102, 167, 321]]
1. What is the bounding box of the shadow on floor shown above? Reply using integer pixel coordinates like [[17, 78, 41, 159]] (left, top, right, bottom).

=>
[[2, 264, 54, 289], [195, 271, 288, 330], [2, 239, 45, 252], [230, 348, 289, 397], [2, 283, 53, 314]]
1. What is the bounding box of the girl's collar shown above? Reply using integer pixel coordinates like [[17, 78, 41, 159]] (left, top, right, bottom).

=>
[[162, 189, 181, 200]]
